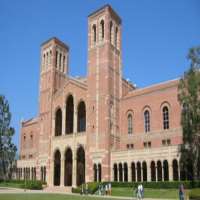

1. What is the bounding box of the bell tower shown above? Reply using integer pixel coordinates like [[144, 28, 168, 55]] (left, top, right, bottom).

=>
[[86, 5, 122, 182], [38, 38, 69, 183]]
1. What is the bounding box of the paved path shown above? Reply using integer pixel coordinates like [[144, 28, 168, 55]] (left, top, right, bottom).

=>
[[0, 187, 177, 200]]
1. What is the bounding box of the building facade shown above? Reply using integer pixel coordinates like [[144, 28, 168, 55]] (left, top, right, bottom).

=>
[[17, 5, 184, 187]]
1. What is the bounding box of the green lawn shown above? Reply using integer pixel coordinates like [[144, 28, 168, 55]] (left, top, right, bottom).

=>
[[0, 193, 127, 200], [111, 187, 179, 199], [0, 182, 23, 189]]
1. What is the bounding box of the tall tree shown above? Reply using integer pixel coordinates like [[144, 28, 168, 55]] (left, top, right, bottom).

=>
[[178, 46, 200, 180], [0, 95, 17, 180]]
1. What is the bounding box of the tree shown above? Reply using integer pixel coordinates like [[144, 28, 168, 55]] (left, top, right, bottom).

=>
[[0, 95, 17, 180], [178, 46, 200, 180]]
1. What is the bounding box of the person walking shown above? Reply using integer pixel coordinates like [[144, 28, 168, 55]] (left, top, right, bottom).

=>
[[179, 184, 185, 200]]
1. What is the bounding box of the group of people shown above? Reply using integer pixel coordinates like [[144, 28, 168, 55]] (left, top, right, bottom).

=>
[[135, 184, 144, 200], [98, 183, 112, 195]]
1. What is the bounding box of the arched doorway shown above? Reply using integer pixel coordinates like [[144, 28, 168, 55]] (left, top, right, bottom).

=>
[[157, 161, 162, 181], [142, 161, 147, 181], [77, 101, 86, 132], [98, 164, 101, 182], [131, 162, 136, 182], [54, 150, 61, 186], [64, 148, 73, 186], [151, 161, 156, 181], [55, 108, 62, 136], [124, 163, 128, 182], [66, 95, 74, 134], [137, 162, 141, 182], [163, 160, 169, 181], [76, 146, 85, 186], [113, 164, 118, 181]]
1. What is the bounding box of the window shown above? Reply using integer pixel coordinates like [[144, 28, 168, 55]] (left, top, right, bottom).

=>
[[128, 114, 133, 134], [63, 56, 65, 72], [59, 53, 62, 70], [100, 20, 104, 40], [115, 27, 118, 48], [92, 24, 97, 44], [131, 144, 134, 149], [56, 51, 58, 68], [163, 106, 169, 129], [126, 144, 129, 149], [167, 139, 171, 145], [144, 110, 150, 132], [110, 21, 113, 44]]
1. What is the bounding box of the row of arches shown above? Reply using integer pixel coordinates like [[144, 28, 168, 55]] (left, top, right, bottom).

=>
[[42, 50, 52, 71], [55, 95, 86, 136], [54, 146, 85, 186], [55, 50, 66, 73], [113, 159, 189, 182], [91, 20, 119, 49], [16, 167, 37, 181], [127, 106, 170, 134]]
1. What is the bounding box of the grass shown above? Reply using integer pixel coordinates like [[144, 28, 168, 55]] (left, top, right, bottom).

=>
[[111, 187, 179, 199], [0, 193, 127, 200], [0, 182, 23, 189]]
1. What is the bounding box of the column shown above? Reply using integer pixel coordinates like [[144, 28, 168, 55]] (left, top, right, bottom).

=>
[[169, 162, 173, 181], [117, 166, 120, 182], [60, 153, 65, 187], [141, 165, 143, 182], [73, 102, 77, 133], [178, 162, 180, 181], [72, 153, 77, 187], [147, 162, 151, 182], [62, 105, 66, 135], [128, 164, 132, 182], [135, 167, 138, 182]]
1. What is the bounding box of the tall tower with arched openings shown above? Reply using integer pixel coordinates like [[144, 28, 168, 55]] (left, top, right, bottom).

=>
[[86, 5, 122, 182], [38, 38, 69, 181]]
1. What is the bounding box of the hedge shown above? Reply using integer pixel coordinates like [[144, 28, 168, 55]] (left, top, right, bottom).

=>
[[72, 181, 200, 194]]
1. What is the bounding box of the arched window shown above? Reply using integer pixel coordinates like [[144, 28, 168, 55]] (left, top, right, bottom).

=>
[[59, 53, 62, 70], [43, 54, 45, 70], [56, 51, 58, 68], [100, 20, 104, 40], [128, 114, 133, 134], [163, 106, 169, 129], [92, 24, 97, 44], [98, 163, 101, 182], [93, 164, 97, 182], [46, 52, 49, 66], [77, 101, 86, 132], [50, 50, 52, 64], [110, 21, 113, 44], [66, 95, 74, 134], [144, 110, 150, 132], [63, 56, 65, 72], [55, 108, 62, 136], [115, 27, 118, 48]]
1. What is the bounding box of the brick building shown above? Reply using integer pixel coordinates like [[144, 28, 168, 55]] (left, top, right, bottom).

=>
[[17, 5, 184, 188]]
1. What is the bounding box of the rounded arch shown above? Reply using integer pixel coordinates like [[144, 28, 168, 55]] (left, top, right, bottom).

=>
[[93, 163, 97, 182], [162, 106, 169, 130], [163, 160, 169, 181], [55, 107, 62, 136], [65, 94, 74, 134], [142, 161, 147, 181], [144, 108, 151, 133], [127, 113, 133, 134], [77, 101, 86, 132], [54, 149, 61, 186], [76, 146, 85, 186], [118, 163, 123, 182], [92, 24, 97, 44], [123, 162, 128, 182], [131, 162, 136, 182], [172, 159, 179, 181], [157, 160, 162, 181], [113, 163, 118, 181], [150, 161, 156, 181], [136, 161, 141, 182], [64, 148, 73, 186]]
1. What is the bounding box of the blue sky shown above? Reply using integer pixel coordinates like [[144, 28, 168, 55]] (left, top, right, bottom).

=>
[[0, 0, 199, 151]]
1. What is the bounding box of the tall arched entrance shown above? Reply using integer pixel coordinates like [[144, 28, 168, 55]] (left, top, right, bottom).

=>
[[66, 95, 74, 134], [54, 150, 61, 186], [64, 148, 73, 186], [151, 161, 156, 181], [76, 146, 85, 186]]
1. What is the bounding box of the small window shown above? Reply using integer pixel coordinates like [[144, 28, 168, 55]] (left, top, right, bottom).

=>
[[128, 114, 133, 134], [115, 27, 118, 48], [144, 142, 147, 148], [131, 144, 134, 149], [163, 106, 169, 130], [92, 24, 97, 44], [100, 20, 104, 40], [148, 142, 151, 148], [127, 144, 129, 149], [144, 110, 150, 132], [110, 21, 113, 43], [167, 139, 171, 145], [162, 140, 166, 146], [56, 51, 58, 68]]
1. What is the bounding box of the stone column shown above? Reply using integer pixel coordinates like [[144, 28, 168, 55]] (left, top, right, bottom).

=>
[[147, 162, 151, 182], [178, 162, 180, 181], [60, 153, 65, 187], [72, 153, 77, 187], [74, 103, 77, 134], [169, 163, 173, 181], [128, 164, 132, 182], [117, 166, 120, 182], [122, 167, 124, 182], [135, 167, 138, 182], [62, 105, 66, 135], [141, 165, 143, 182]]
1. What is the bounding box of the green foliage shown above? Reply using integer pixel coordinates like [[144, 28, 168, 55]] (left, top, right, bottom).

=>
[[178, 46, 200, 180], [22, 180, 43, 190], [72, 182, 102, 194], [0, 95, 17, 180]]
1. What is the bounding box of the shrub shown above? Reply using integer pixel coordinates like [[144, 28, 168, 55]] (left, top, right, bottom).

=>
[[22, 180, 43, 190]]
